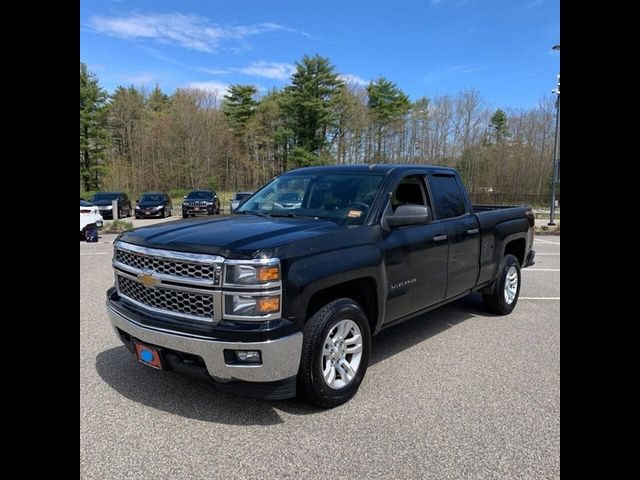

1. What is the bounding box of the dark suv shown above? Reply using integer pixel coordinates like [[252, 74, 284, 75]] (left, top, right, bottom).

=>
[[89, 192, 132, 219], [182, 190, 221, 218], [135, 192, 173, 219]]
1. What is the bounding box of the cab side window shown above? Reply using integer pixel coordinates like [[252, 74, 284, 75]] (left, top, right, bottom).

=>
[[391, 176, 429, 212]]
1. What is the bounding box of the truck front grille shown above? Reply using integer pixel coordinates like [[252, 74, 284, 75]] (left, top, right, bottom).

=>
[[117, 274, 214, 321], [114, 248, 216, 282], [113, 241, 223, 322]]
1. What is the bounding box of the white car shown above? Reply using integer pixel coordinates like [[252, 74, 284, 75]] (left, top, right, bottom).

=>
[[80, 199, 104, 237]]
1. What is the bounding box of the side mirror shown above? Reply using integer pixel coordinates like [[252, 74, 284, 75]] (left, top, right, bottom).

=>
[[386, 205, 431, 228], [183, 196, 187, 199]]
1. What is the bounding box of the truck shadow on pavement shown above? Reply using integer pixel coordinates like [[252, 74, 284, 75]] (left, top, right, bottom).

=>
[[95, 293, 490, 426]]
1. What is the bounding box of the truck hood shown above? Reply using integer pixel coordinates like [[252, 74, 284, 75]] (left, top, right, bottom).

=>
[[118, 214, 343, 257]]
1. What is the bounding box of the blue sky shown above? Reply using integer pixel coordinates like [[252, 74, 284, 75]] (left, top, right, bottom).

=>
[[80, 0, 559, 109]]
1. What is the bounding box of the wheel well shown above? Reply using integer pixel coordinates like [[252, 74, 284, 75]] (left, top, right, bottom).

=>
[[306, 277, 378, 333], [504, 238, 525, 266]]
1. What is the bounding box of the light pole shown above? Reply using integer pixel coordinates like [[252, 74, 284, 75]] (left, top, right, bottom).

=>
[[548, 44, 560, 226]]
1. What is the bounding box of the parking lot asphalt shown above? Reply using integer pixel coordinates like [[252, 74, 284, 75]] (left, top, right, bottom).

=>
[[80, 227, 559, 480]]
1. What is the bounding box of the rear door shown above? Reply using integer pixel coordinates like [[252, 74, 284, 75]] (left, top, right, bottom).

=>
[[427, 173, 480, 298]]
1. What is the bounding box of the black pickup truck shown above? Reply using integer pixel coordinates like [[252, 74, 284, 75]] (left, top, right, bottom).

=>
[[107, 165, 535, 407]]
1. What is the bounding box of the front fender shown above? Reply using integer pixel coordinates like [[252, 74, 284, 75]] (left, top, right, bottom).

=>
[[283, 245, 386, 329]]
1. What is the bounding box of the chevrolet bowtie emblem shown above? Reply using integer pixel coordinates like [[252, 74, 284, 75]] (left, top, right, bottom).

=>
[[138, 272, 160, 288]]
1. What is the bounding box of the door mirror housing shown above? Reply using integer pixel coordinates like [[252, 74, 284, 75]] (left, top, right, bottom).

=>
[[386, 205, 432, 228]]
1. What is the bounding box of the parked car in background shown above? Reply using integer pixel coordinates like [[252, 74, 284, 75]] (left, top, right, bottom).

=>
[[135, 192, 173, 219], [80, 199, 103, 239], [182, 190, 220, 218], [230, 191, 253, 212], [273, 191, 302, 210], [89, 192, 132, 219]]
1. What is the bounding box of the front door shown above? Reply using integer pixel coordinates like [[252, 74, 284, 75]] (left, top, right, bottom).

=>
[[380, 174, 449, 323]]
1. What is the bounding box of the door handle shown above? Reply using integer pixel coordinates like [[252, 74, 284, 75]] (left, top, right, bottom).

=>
[[433, 234, 448, 242], [466, 228, 479, 235]]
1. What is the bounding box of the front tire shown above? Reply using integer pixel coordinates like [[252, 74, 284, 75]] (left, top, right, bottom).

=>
[[483, 254, 521, 315], [298, 298, 371, 408]]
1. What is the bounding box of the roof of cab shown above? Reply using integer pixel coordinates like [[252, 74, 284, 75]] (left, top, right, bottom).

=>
[[283, 164, 458, 176]]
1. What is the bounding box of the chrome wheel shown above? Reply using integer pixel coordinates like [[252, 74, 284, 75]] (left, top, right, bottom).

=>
[[504, 265, 519, 304], [322, 319, 363, 389]]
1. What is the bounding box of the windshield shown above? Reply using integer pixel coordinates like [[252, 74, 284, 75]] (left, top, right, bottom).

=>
[[234, 193, 252, 201], [90, 193, 119, 201], [187, 191, 213, 200], [140, 194, 164, 203], [236, 172, 384, 225]]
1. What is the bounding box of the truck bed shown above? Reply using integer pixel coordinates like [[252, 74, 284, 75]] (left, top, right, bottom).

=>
[[473, 204, 525, 212]]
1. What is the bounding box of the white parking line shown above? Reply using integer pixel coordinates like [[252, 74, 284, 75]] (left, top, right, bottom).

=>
[[535, 239, 560, 245], [80, 252, 110, 255], [524, 268, 560, 272], [535, 253, 560, 256], [520, 297, 560, 300]]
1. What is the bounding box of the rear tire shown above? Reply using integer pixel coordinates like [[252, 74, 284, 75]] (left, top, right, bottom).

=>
[[182, 213, 188, 219], [483, 254, 521, 315], [298, 298, 371, 408]]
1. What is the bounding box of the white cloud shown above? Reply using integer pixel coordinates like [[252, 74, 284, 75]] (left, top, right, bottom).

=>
[[120, 73, 155, 85], [186, 81, 229, 97], [234, 61, 296, 80], [197, 67, 230, 75], [87, 14, 288, 53], [339, 74, 369, 86]]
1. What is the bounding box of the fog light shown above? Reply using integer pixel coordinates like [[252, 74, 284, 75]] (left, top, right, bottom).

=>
[[235, 350, 261, 363]]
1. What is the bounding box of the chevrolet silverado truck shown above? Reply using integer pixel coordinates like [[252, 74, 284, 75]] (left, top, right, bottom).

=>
[[106, 165, 535, 407]]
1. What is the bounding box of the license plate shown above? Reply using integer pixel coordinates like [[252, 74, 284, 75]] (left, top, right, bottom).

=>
[[134, 342, 163, 370], [193, 207, 201, 211]]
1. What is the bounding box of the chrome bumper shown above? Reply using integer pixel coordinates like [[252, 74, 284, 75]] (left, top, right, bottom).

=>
[[107, 304, 303, 383]]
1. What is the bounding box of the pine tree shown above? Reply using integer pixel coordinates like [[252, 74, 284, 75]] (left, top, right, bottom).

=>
[[80, 62, 109, 190], [367, 77, 410, 161], [147, 84, 170, 112], [222, 85, 258, 134], [283, 54, 343, 161], [490, 109, 509, 143]]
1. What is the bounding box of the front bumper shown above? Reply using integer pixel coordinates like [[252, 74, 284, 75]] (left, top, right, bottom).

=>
[[182, 207, 215, 215], [135, 209, 164, 217], [107, 302, 303, 387]]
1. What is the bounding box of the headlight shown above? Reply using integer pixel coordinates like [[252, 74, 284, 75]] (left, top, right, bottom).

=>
[[225, 264, 280, 284], [103, 205, 113, 210], [153, 205, 163, 210], [225, 294, 280, 316], [135, 206, 141, 210]]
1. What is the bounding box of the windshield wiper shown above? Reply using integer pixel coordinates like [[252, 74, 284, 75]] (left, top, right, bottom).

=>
[[267, 212, 298, 218], [235, 210, 270, 217]]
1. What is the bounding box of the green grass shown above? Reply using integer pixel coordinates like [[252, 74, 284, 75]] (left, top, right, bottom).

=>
[[103, 219, 134, 233]]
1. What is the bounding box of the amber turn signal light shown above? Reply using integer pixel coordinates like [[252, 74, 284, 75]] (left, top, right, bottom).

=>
[[257, 266, 280, 282]]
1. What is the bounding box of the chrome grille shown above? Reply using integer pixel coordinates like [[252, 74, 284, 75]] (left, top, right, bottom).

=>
[[187, 201, 209, 207], [114, 248, 215, 281], [117, 274, 214, 320]]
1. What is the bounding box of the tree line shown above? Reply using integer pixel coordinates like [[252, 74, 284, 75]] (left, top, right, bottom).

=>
[[80, 55, 558, 204]]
